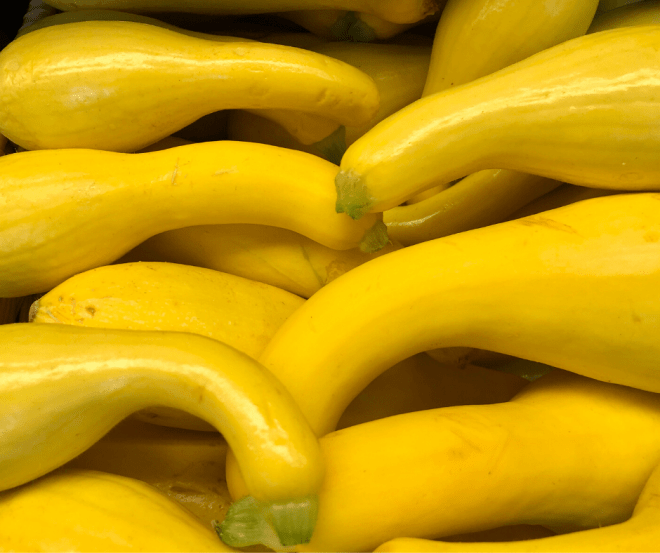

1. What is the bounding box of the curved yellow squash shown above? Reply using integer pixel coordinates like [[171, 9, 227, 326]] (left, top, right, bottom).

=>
[[258, 193, 660, 435], [0, 20, 379, 151], [336, 25, 660, 218], [0, 142, 383, 298], [227, 370, 660, 551], [0, 323, 323, 546]]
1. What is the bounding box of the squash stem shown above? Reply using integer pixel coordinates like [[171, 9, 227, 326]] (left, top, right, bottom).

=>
[[215, 494, 319, 550], [335, 169, 373, 220]]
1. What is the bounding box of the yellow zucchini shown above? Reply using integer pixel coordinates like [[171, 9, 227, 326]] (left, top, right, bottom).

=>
[[0, 323, 323, 548], [336, 26, 660, 218], [0, 20, 379, 151], [257, 193, 660, 435], [0, 142, 384, 298]]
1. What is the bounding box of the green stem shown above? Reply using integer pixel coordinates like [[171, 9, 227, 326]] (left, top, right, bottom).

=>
[[335, 169, 374, 220], [214, 495, 319, 550], [359, 219, 390, 253]]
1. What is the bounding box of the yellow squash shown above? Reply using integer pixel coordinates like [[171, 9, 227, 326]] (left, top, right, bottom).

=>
[[336, 25, 660, 218], [257, 193, 660, 436], [227, 370, 660, 551], [385, 0, 598, 243], [384, 171, 561, 245], [30, 262, 304, 361], [247, 40, 432, 155], [119, 223, 399, 299], [15, 12, 350, 150], [376, 459, 660, 551], [64, 419, 234, 528], [507, 185, 625, 219], [30, 261, 306, 430], [336, 353, 528, 429], [0, 469, 233, 552], [0, 323, 323, 548], [423, 0, 598, 95], [41, 0, 443, 24], [0, 142, 384, 298], [0, 20, 379, 151]]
